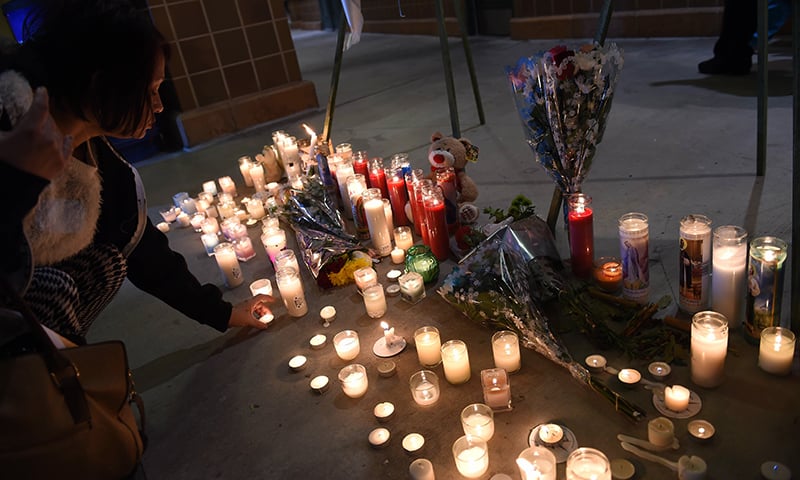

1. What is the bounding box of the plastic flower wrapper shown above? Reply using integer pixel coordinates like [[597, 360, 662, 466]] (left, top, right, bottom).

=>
[[438, 215, 646, 422], [279, 174, 369, 289], [507, 43, 623, 212]]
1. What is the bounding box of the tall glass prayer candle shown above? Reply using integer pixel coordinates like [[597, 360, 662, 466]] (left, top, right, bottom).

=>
[[679, 214, 712, 313], [746, 236, 788, 343], [346, 174, 369, 240], [389, 152, 411, 177], [567, 193, 594, 278], [238, 155, 254, 187], [363, 188, 392, 257], [335, 142, 353, 160], [213, 243, 243, 288], [441, 339, 471, 384], [276, 266, 308, 317], [249, 163, 266, 192], [434, 167, 459, 233], [405, 169, 425, 236], [618, 212, 649, 304], [274, 249, 300, 275], [414, 179, 433, 246], [382, 199, 394, 234], [245, 197, 266, 219], [353, 150, 369, 183], [368, 157, 389, 199], [414, 326, 441, 367], [491, 330, 521, 373], [386, 166, 410, 226], [333, 158, 354, 219], [233, 236, 256, 262], [691, 310, 728, 388], [422, 185, 449, 261], [218, 176, 237, 196], [261, 227, 287, 265], [712, 226, 748, 329], [282, 136, 301, 173]]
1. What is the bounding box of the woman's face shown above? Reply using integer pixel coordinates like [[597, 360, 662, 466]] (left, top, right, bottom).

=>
[[130, 52, 166, 139]]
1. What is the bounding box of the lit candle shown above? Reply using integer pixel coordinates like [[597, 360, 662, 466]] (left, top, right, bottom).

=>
[[746, 236, 788, 343], [409, 369, 440, 406], [566, 447, 611, 480], [516, 446, 557, 480], [309, 375, 329, 394], [567, 193, 594, 278], [200, 232, 219, 256], [441, 339, 471, 384], [381, 321, 399, 347], [159, 206, 180, 223], [402, 433, 425, 454], [461, 403, 494, 441], [691, 310, 728, 388], [202, 181, 218, 196], [246, 197, 266, 219], [647, 417, 675, 447], [368, 157, 389, 199], [391, 247, 405, 264], [238, 155, 254, 187], [319, 305, 336, 327], [156, 222, 170, 233], [309, 334, 327, 349], [362, 284, 387, 318], [353, 267, 378, 291], [687, 419, 715, 442], [217, 176, 237, 196], [422, 185, 449, 261], [200, 217, 220, 235], [648, 361, 671, 380], [386, 166, 409, 226], [452, 435, 489, 479], [213, 242, 243, 288], [538, 424, 563, 445], [363, 188, 392, 256], [217, 201, 235, 219], [409, 459, 435, 480], [617, 368, 641, 387], [274, 249, 300, 274], [352, 150, 369, 182], [338, 364, 368, 398], [368, 427, 390, 448], [711, 226, 748, 329], [373, 402, 395, 422], [288, 355, 307, 372], [759, 327, 796, 375], [394, 226, 414, 251], [679, 214, 713, 313], [481, 368, 511, 411], [593, 257, 623, 293], [347, 174, 370, 240], [434, 166, 458, 232], [398, 271, 426, 304], [176, 212, 191, 228], [335, 159, 355, 219], [335, 142, 353, 160], [491, 330, 521, 373], [233, 237, 256, 261], [275, 266, 307, 317], [664, 385, 690, 412], [414, 326, 442, 367], [618, 212, 649, 304], [333, 330, 360, 361], [249, 278, 273, 297], [584, 354, 607, 373], [261, 227, 287, 265]]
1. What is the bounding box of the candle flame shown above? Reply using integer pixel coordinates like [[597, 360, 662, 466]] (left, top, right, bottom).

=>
[[302, 123, 316, 137], [380, 321, 389, 330]]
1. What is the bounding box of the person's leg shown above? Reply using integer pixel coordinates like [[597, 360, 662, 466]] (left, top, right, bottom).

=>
[[699, 0, 757, 75]]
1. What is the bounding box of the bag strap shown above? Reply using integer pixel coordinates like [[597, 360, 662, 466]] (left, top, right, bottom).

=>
[[0, 276, 91, 425]]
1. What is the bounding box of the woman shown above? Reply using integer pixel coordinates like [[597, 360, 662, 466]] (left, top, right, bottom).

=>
[[2, 0, 272, 344]]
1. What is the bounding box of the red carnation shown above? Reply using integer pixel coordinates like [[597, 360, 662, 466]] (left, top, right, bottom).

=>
[[548, 45, 575, 80]]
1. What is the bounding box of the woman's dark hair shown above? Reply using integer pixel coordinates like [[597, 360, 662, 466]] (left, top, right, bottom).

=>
[[20, 0, 169, 136]]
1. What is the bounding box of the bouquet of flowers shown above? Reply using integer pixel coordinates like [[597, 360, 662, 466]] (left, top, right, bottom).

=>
[[507, 43, 623, 205], [279, 174, 370, 288]]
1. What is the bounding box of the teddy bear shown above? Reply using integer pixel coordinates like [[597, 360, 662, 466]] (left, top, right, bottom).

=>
[[427, 131, 480, 224]]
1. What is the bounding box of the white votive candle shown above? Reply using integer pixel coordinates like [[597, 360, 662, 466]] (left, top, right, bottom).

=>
[[647, 417, 675, 447], [441, 339, 471, 384], [691, 310, 729, 388], [759, 327, 796, 376], [261, 227, 287, 265], [414, 326, 442, 367], [363, 283, 387, 318], [394, 226, 414, 251], [368, 427, 390, 448], [176, 212, 191, 228], [461, 403, 495, 441], [353, 267, 378, 291], [373, 402, 395, 422], [391, 247, 405, 264], [338, 364, 368, 398], [156, 222, 170, 233], [288, 355, 307, 371], [517, 446, 557, 480], [249, 278, 273, 297], [246, 197, 266, 219], [402, 433, 425, 454], [453, 435, 489, 479], [566, 447, 611, 480], [333, 330, 360, 361], [491, 330, 521, 373], [664, 385, 691, 412], [213, 242, 243, 288], [218, 176, 237, 196], [202, 180, 218, 196], [309, 334, 327, 349]]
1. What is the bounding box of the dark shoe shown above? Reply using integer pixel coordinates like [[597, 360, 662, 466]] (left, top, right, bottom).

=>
[[698, 56, 752, 75]]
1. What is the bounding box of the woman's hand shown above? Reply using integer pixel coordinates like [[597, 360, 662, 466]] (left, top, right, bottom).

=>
[[228, 294, 278, 330]]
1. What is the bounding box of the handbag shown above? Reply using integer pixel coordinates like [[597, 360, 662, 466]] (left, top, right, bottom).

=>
[[0, 278, 145, 479]]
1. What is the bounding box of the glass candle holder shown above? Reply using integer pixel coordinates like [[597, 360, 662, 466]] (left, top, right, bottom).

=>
[[353, 267, 378, 291], [261, 227, 287, 265], [759, 326, 796, 376], [491, 330, 521, 373], [238, 155, 254, 187], [200, 217, 220, 236], [274, 249, 300, 275], [362, 284, 387, 318], [481, 368, 511, 411], [746, 236, 788, 343], [691, 310, 728, 388], [452, 435, 489, 479], [409, 369, 440, 406], [593, 256, 623, 292], [405, 168, 425, 236], [414, 326, 442, 367], [618, 212, 649, 304], [276, 266, 308, 317], [338, 364, 368, 398], [159, 206, 180, 223], [179, 196, 198, 215], [383, 199, 394, 243], [516, 446, 557, 480], [335, 142, 353, 160], [172, 191, 190, 208], [200, 232, 219, 256], [394, 226, 414, 251], [353, 150, 369, 180], [460, 403, 495, 441], [368, 157, 389, 199], [567, 193, 594, 278], [434, 166, 459, 232], [213, 243, 243, 288], [398, 271, 426, 304], [413, 179, 433, 245], [422, 185, 449, 261], [333, 330, 360, 361], [363, 188, 392, 256], [246, 197, 266, 219], [441, 339, 471, 384], [386, 165, 409, 227], [335, 158, 354, 219], [233, 237, 256, 262], [189, 212, 206, 232], [218, 176, 237, 196], [711, 225, 748, 330], [405, 245, 439, 284], [347, 174, 370, 240], [249, 278, 273, 297], [566, 447, 611, 480], [679, 214, 712, 313]]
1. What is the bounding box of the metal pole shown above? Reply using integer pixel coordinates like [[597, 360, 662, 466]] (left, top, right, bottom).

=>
[[756, 0, 768, 177], [453, 0, 485, 125], [322, 14, 348, 144], [435, 0, 461, 138], [791, 0, 800, 334]]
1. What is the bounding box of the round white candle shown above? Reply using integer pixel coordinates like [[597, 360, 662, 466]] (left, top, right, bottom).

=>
[[373, 402, 395, 422], [238, 155, 254, 186], [309, 375, 329, 393], [249, 278, 272, 297], [517, 446, 557, 480], [338, 364, 368, 398], [368, 427, 390, 448], [538, 424, 563, 444], [687, 419, 715, 442], [309, 334, 327, 349], [402, 433, 425, 453], [391, 247, 405, 264], [217, 176, 237, 196], [453, 435, 489, 479], [491, 330, 521, 373], [363, 188, 392, 256], [288, 355, 307, 371], [275, 266, 307, 317], [617, 368, 641, 387], [647, 417, 675, 447], [759, 327, 796, 375], [441, 339, 471, 384], [353, 267, 378, 291], [566, 447, 611, 480], [261, 228, 287, 265], [409, 459, 435, 480], [585, 354, 607, 372], [213, 243, 243, 287], [414, 326, 442, 367], [363, 284, 387, 318], [409, 370, 440, 406], [156, 221, 170, 233], [461, 403, 495, 441], [691, 310, 728, 388], [333, 330, 360, 361], [664, 385, 691, 412], [648, 361, 671, 380], [394, 226, 414, 251], [711, 226, 748, 329]]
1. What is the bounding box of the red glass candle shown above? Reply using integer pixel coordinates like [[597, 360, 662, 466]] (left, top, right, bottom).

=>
[[353, 150, 369, 185], [368, 157, 389, 199], [414, 179, 433, 246], [423, 185, 450, 261], [405, 169, 425, 236], [386, 166, 409, 226], [567, 193, 594, 278], [434, 166, 459, 233]]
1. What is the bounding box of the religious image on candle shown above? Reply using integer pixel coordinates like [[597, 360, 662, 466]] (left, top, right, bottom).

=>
[[618, 212, 649, 303], [745, 236, 788, 343], [678, 214, 712, 313]]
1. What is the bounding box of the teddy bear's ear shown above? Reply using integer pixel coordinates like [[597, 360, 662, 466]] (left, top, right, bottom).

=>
[[459, 138, 479, 163], [431, 131, 444, 143]]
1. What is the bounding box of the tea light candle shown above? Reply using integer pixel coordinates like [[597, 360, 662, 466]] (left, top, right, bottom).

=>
[[441, 340, 471, 384], [391, 247, 405, 264], [691, 310, 729, 388], [664, 385, 691, 412], [213, 243, 243, 288], [538, 424, 563, 445], [288, 355, 307, 372], [491, 330, 521, 373], [453, 435, 489, 478], [687, 419, 715, 442], [386, 269, 402, 282], [176, 212, 191, 228], [362, 284, 387, 318], [200, 232, 219, 256], [156, 222, 170, 233], [319, 305, 336, 326], [333, 330, 360, 361], [481, 368, 511, 411], [585, 354, 607, 373], [516, 446, 557, 480], [647, 417, 675, 447], [398, 271, 425, 304], [202, 180, 218, 196], [617, 368, 641, 387], [402, 433, 425, 454], [368, 427, 390, 448], [338, 364, 368, 398], [217, 176, 237, 196], [309, 334, 327, 349], [759, 327, 796, 376], [409, 459, 435, 480], [309, 375, 329, 393], [594, 257, 623, 292], [374, 401, 395, 422], [461, 403, 495, 441], [249, 279, 273, 297], [394, 226, 414, 251], [258, 312, 274, 324], [409, 370, 440, 406], [648, 361, 671, 380], [414, 326, 442, 367], [353, 267, 378, 291], [377, 360, 397, 378]]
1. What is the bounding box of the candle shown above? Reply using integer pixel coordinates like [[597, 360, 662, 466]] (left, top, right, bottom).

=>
[[335, 158, 355, 219], [309, 334, 327, 349], [409, 459, 435, 480], [422, 185, 449, 261], [176, 212, 191, 228], [288, 355, 307, 372], [383, 199, 394, 239], [517, 447, 557, 480], [233, 237, 256, 261], [353, 150, 370, 183], [409, 369, 440, 406], [234, 208, 248, 222], [380, 321, 399, 347], [567, 193, 594, 278], [338, 364, 368, 398], [195, 197, 210, 215], [593, 257, 623, 292], [759, 327, 796, 375], [394, 226, 414, 251], [274, 249, 300, 275], [618, 212, 649, 304], [377, 360, 397, 378], [217, 201, 236, 219], [200, 232, 219, 256], [491, 330, 521, 373], [584, 354, 607, 373], [398, 271, 426, 304], [413, 179, 433, 245], [335, 142, 353, 160], [238, 155, 254, 187], [687, 419, 715, 442], [226, 222, 248, 241], [333, 330, 360, 361], [347, 174, 370, 240], [261, 227, 287, 265], [679, 214, 713, 313], [647, 417, 675, 447], [275, 266, 308, 317], [353, 267, 378, 291], [362, 284, 387, 318], [391, 247, 405, 264], [461, 403, 495, 441], [205, 205, 218, 218], [664, 385, 690, 412], [373, 401, 395, 422], [309, 375, 329, 394], [179, 196, 197, 216], [538, 424, 563, 445], [159, 206, 180, 223], [712, 226, 748, 329], [746, 236, 788, 343], [434, 166, 459, 232], [414, 326, 442, 367], [217, 176, 237, 196], [402, 433, 425, 454], [691, 310, 728, 388], [368, 427, 390, 448], [368, 157, 389, 198], [617, 368, 641, 387], [481, 368, 511, 411], [202, 181, 218, 196], [156, 222, 170, 233], [200, 217, 220, 235], [213, 243, 243, 288], [648, 361, 671, 380], [405, 169, 425, 236], [386, 166, 409, 226], [363, 188, 392, 256], [452, 435, 489, 479], [441, 339, 471, 384], [566, 447, 611, 480], [249, 278, 273, 297], [319, 305, 336, 327], [246, 197, 266, 219]]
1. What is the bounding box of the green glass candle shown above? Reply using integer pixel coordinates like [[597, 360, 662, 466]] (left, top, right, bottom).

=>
[[405, 245, 439, 284]]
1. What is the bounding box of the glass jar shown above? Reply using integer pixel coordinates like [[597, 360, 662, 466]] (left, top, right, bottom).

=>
[[405, 245, 439, 284]]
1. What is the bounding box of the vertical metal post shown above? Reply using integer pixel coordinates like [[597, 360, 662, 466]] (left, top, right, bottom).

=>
[[322, 14, 348, 144], [791, 1, 800, 334], [453, 0, 485, 125], [435, 0, 461, 138], [756, 0, 768, 177]]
